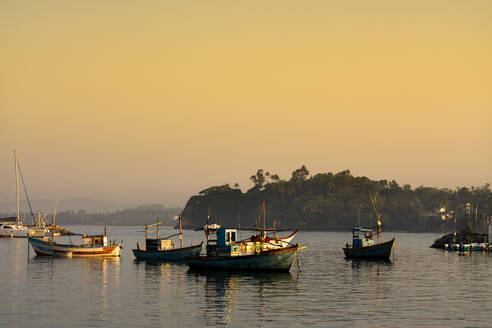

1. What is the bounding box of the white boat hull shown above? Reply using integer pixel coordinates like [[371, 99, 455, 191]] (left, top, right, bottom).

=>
[[0, 224, 29, 238]]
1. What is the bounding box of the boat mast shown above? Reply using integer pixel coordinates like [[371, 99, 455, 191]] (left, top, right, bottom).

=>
[[206, 206, 211, 242], [51, 202, 57, 241], [156, 218, 159, 239], [179, 216, 183, 248], [263, 200, 266, 230], [370, 194, 382, 243], [14, 150, 20, 226]]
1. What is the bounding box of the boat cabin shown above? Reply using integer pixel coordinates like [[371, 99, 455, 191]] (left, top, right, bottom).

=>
[[145, 238, 174, 251], [351, 226, 375, 248], [206, 228, 242, 257], [82, 234, 108, 247]]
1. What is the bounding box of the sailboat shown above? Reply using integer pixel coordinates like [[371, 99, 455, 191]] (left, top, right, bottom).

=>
[[343, 195, 396, 260], [132, 216, 203, 261], [0, 150, 31, 238]]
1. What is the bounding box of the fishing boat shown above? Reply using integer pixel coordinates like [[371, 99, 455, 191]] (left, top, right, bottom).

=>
[[132, 217, 203, 261], [28, 227, 122, 257], [343, 226, 395, 260], [343, 195, 396, 260], [186, 226, 300, 272]]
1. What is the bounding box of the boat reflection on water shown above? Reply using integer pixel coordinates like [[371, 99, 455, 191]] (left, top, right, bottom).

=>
[[347, 258, 393, 268], [188, 270, 298, 326], [27, 255, 121, 322]]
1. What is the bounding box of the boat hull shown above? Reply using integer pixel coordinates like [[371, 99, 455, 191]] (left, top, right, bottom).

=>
[[344, 238, 395, 260], [186, 244, 299, 272], [28, 237, 122, 257], [132, 242, 203, 261]]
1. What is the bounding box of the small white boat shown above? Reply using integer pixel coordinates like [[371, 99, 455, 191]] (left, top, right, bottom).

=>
[[1, 150, 41, 238], [0, 223, 29, 238]]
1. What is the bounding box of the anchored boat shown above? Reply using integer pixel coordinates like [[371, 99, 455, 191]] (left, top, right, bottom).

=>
[[343, 195, 396, 260], [1, 150, 37, 238], [186, 226, 300, 272], [343, 226, 395, 260], [132, 217, 203, 261], [28, 227, 122, 257]]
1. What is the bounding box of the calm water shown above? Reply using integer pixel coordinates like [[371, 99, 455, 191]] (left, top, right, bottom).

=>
[[0, 226, 490, 327]]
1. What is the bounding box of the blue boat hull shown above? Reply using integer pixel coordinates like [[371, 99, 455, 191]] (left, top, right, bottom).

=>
[[344, 238, 395, 260], [186, 244, 299, 272], [132, 242, 203, 261]]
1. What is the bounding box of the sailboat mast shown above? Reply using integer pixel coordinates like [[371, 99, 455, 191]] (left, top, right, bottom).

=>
[[14, 150, 20, 225]]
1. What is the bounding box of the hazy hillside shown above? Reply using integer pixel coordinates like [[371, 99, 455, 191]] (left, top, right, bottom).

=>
[[1, 201, 181, 226], [1, 198, 134, 214]]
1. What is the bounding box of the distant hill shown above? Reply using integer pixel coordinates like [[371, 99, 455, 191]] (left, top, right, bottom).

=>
[[1, 198, 132, 214], [180, 167, 492, 232], [0, 202, 182, 226]]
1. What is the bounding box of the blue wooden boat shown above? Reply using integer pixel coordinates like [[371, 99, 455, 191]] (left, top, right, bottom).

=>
[[343, 226, 395, 260], [132, 217, 203, 262], [186, 227, 300, 272], [133, 242, 203, 261]]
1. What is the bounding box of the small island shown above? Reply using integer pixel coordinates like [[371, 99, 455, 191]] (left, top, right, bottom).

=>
[[180, 166, 492, 233]]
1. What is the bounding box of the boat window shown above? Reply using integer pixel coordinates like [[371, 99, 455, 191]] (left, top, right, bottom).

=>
[[226, 231, 237, 242], [3, 226, 12, 229]]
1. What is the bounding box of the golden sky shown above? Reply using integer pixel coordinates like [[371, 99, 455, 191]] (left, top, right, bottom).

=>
[[1, 0, 491, 206]]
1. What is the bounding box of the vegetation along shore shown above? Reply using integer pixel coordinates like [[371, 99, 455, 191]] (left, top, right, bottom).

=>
[[180, 166, 491, 233]]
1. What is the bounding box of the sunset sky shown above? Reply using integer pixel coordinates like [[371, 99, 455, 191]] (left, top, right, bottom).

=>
[[1, 1, 491, 207]]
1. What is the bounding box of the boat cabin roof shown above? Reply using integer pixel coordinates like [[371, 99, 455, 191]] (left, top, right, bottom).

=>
[[82, 234, 106, 239], [351, 226, 373, 232]]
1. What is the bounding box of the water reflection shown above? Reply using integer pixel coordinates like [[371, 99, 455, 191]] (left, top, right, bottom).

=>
[[188, 270, 297, 326], [27, 256, 121, 324], [134, 260, 188, 325], [348, 258, 393, 269]]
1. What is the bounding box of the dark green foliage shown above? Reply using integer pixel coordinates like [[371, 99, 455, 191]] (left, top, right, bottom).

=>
[[181, 166, 492, 232]]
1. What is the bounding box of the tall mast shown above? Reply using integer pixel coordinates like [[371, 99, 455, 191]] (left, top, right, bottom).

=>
[[14, 149, 20, 225]]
